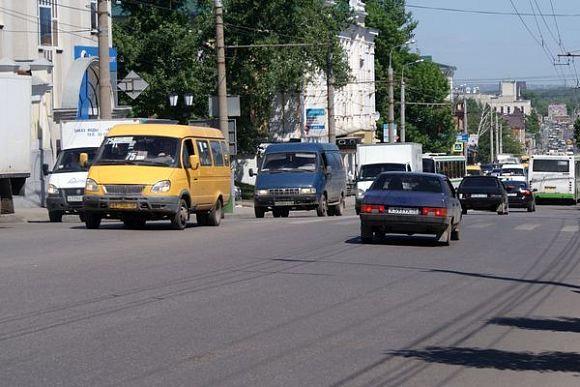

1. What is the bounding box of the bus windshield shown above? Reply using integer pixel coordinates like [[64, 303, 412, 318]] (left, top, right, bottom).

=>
[[532, 159, 569, 173]]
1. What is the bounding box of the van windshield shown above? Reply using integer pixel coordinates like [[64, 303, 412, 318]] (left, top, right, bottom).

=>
[[94, 136, 180, 167], [261, 152, 318, 173], [52, 148, 97, 173]]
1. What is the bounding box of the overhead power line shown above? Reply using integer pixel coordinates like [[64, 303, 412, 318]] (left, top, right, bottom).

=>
[[406, 3, 580, 17]]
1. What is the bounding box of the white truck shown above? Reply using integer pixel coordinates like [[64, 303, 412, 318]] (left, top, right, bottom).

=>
[[45, 119, 140, 222], [355, 143, 423, 214], [0, 73, 32, 215]]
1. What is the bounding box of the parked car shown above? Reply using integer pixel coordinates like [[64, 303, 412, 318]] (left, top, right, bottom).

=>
[[359, 172, 463, 245], [457, 175, 509, 215], [504, 181, 536, 212]]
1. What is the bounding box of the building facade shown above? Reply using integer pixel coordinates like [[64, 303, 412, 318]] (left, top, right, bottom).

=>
[[0, 0, 116, 205]]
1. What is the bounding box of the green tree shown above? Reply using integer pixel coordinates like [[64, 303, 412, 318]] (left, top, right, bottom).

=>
[[210, 0, 353, 152], [574, 117, 580, 145], [114, 1, 214, 123], [476, 117, 523, 164]]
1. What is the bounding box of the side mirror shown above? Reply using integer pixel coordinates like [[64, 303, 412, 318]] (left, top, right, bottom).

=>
[[188, 155, 200, 170], [249, 168, 254, 177], [42, 163, 50, 176], [79, 153, 88, 168]]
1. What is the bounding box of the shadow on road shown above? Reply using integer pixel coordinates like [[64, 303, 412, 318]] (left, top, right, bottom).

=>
[[429, 269, 580, 291], [345, 235, 441, 247], [387, 346, 580, 373], [489, 316, 580, 333], [69, 222, 201, 231]]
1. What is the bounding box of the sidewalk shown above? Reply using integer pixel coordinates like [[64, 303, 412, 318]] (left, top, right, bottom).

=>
[[0, 200, 256, 224]]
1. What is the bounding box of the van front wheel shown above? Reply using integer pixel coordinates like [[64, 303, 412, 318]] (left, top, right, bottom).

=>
[[85, 212, 101, 229], [254, 206, 265, 218], [316, 195, 328, 217]]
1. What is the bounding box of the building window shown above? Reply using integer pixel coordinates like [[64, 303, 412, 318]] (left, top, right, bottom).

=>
[[39, 0, 58, 47], [91, 0, 98, 33]]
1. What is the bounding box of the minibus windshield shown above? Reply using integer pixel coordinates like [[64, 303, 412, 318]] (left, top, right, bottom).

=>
[[94, 136, 180, 167]]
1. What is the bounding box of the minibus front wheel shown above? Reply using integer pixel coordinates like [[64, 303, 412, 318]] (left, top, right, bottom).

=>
[[171, 198, 189, 230]]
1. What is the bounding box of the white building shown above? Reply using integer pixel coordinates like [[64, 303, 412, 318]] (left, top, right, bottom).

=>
[[0, 0, 119, 205], [472, 80, 532, 116], [269, 0, 378, 145]]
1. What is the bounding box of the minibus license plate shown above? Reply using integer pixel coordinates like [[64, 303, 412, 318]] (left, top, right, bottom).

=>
[[110, 201, 137, 209], [387, 207, 418, 215], [67, 195, 83, 202]]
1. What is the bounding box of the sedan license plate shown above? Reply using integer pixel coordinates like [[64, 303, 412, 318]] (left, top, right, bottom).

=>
[[387, 207, 419, 215], [110, 201, 138, 210], [471, 194, 488, 198], [274, 201, 294, 206], [507, 193, 518, 197], [67, 195, 83, 202]]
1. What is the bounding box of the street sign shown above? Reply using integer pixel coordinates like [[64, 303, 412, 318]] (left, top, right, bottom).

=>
[[117, 70, 149, 100], [453, 142, 464, 153], [208, 96, 241, 117], [456, 133, 469, 142]]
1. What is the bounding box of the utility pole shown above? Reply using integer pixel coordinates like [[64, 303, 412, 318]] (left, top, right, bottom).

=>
[[400, 75, 406, 143], [496, 110, 500, 157], [327, 46, 336, 144], [388, 65, 395, 143], [490, 110, 495, 163], [214, 0, 228, 140], [498, 112, 503, 154], [98, 0, 112, 119]]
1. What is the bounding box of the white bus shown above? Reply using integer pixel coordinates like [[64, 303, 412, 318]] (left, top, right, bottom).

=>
[[529, 154, 580, 202], [422, 154, 466, 188]]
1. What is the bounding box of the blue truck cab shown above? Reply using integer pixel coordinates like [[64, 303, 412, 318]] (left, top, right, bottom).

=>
[[251, 143, 347, 218]]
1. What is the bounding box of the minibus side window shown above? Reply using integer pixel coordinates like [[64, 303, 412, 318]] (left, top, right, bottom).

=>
[[210, 140, 225, 166], [183, 139, 194, 168], [196, 140, 212, 166], [220, 141, 230, 166]]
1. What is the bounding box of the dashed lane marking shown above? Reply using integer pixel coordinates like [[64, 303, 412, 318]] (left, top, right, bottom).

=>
[[466, 223, 494, 229], [561, 225, 579, 233], [514, 224, 540, 231]]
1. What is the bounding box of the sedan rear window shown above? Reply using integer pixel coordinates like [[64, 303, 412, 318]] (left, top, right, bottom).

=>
[[460, 177, 499, 188], [371, 174, 442, 193]]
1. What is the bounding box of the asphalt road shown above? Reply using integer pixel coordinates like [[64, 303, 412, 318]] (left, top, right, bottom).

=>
[[1, 204, 580, 386]]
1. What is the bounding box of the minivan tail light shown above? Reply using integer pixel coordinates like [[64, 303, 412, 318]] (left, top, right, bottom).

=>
[[421, 207, 447, 217], [361, 204, 384, 214]]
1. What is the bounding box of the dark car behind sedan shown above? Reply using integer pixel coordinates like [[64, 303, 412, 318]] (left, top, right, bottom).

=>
[[359, 172, 462, 245], [504, 181, 536, 212], [458, 175, 509, 215]]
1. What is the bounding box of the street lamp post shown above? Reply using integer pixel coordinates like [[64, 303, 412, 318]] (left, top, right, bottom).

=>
[[387, 39, 414, 143], [400, 59, 424, 143]]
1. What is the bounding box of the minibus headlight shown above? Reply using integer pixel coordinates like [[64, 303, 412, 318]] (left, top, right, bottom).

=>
[[256, 189, 269, 196], [299, 187, 316, 194], [151, 180, 171, 193], [47, 184, 59, 195], [85, 179, 99, 192]]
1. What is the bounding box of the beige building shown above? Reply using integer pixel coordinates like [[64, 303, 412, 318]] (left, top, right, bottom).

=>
[[0, 0, 117, 204]]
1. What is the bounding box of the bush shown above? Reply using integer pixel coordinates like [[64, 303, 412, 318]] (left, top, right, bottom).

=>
[[235, 181, 255, 200]]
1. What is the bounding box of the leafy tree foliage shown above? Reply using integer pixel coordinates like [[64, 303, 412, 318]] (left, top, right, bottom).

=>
[[574, 117, 580, 145], [113, 0, 214, 123], [366, 1, 455, 152]]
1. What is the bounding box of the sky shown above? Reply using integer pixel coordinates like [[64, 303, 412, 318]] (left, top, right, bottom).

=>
[[406, 0, 580, 88]]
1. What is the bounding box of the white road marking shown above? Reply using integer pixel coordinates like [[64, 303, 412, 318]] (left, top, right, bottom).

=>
[[466, 223, 494, 229], [561, 225, 579, 233], [514, 224, 540, 231], [289, 216, 358, 225], [289, 218, 334, 225]]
